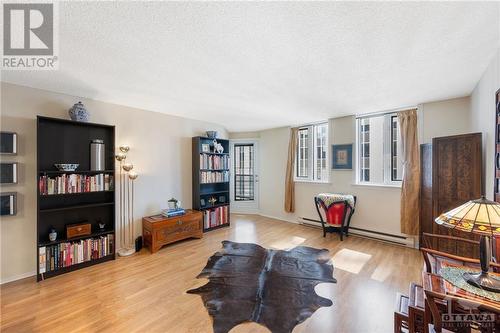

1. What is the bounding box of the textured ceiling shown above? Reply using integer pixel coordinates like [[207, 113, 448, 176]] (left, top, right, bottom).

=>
[[2, 1, 499, 132]]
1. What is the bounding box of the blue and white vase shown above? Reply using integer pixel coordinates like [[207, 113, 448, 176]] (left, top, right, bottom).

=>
[[69, 102, 89, 122]]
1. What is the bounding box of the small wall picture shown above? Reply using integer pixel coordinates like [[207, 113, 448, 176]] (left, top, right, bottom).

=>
[[0, 192, 17, 216], [201, 143, 210, 153], [332, 144, 353, 170], [0, 163, 18, 184], [0, 132, 17, 155]]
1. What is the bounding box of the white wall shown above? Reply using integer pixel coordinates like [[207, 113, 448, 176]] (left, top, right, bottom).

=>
[[230, 97, 472, 236], [0, 82, 227, 283], [470, 48, 500, 199]]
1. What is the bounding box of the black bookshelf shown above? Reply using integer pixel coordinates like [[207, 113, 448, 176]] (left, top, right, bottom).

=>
[[36, 116, 116, 281], [192, 136, 230, 232]]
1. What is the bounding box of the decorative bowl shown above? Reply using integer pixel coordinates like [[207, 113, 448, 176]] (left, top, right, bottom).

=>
[[206, 131, 218, 138], [54, 163, 79, 171]]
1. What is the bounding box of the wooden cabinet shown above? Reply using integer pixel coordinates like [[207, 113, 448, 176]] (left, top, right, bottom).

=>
[[419, 133, 482, 257], [142, 210, 203, 253]]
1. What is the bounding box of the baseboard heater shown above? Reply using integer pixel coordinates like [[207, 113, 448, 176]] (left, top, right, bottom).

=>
[[299, 217, 414, 247]]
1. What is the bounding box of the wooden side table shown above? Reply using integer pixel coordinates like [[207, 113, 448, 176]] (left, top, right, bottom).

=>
[[142, 210, 203, 253]]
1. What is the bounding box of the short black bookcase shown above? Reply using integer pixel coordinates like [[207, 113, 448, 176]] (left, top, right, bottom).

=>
[[36, 116, 116, 281], [192, 136, 230, 232]]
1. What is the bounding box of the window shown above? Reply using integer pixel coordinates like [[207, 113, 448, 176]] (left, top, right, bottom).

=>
[[295, 122, 328, 182], [356, 113, 402, 186]]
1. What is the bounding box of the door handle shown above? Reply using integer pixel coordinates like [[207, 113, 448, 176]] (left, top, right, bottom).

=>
[[255, 175, 259, 183]]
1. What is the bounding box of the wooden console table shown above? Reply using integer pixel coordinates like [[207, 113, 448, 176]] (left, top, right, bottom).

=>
[[142, 210, 203, 253]]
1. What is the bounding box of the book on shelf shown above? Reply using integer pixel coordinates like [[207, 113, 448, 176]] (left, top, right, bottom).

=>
[[203, 205, 229, 229], [38, 234, 114, 273], [199, 154, 229, 170], [39, 173, 114, 195], [200, 170, 229, 184], [161, 208, 186, 218]]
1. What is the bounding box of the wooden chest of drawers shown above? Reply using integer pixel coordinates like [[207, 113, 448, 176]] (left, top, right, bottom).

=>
[[142, 210, 203, 253]]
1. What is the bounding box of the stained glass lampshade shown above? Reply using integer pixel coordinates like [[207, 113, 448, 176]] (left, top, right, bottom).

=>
[[435, 197, 500, 236], [435, 196, 500, 292]]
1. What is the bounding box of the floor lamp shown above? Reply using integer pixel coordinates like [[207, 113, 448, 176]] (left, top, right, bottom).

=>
[[115, 145, 138, 257]]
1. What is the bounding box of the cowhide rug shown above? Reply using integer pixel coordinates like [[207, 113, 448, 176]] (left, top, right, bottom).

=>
[[187, 241, 336, 333]]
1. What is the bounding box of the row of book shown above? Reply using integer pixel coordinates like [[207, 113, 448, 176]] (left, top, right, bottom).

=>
[[200, 154, 229, 170], [39, 174, 114, 195], [38, 234, 114, 273], [200, 171, 229, 184], [161, 208, 185, 218], [203, 205, 229, 229]]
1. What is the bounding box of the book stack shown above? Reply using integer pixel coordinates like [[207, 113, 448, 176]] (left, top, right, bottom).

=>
[[200, 154, 229, 170], [203, 206, 229, 229], [39, 174, 114, 195], [200, 170, 229, 184], [161, 208, 186, 218], [38, 234, 114, 273]]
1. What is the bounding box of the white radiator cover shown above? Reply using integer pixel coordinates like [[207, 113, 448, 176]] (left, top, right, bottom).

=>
[[299, 218, 415, 248]]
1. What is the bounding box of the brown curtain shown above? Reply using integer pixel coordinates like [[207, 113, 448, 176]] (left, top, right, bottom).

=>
[[398, 109, 420, 235], [284, 128, 298, 213]]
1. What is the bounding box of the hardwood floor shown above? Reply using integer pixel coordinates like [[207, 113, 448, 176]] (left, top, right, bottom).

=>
[[1, 214, 422, 333]]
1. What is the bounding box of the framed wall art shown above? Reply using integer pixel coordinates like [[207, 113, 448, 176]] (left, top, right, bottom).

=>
[[332, 144, 353, 170], [0, 162, 18, 184], [0, 132, 17, 155]]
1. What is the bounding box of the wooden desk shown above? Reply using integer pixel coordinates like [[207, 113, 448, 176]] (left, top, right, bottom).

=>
[[142, 210, 203, 253], [422, 270, 500, 332]]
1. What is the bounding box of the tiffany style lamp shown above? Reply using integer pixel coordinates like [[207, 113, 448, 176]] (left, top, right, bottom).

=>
[[435, 196, 500, 292]]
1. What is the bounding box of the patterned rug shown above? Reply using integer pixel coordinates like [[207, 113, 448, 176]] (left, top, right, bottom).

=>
[[187, 241, 336, 333]]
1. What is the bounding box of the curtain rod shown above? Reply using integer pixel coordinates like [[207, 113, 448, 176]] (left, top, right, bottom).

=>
[[355, 106, 418, 119]]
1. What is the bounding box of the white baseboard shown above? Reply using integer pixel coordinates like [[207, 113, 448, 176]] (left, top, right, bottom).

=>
[[1, 270, 36, 285], [258, 213, 299, 225]]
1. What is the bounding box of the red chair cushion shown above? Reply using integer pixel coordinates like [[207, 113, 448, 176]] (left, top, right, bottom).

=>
[[325, 203, 350, 227]]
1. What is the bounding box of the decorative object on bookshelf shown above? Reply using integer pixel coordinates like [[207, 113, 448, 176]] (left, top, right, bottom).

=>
[[0, 162, 18, 184], [66, 222, 92, 239], [0, 132, 17, 155], [0, 192, 16, 216], [98, 220, 106, 230], [37, 116, 115, 281], [213, 140, 224, 153], [54, 163, 79, 172], [115, 146, 139, 257], [90, 139, 105, 171], [206, 130, 218, 138], [201, 143, 210, 153], [68, 101, 89, 122], [49, 227, 57, 242], [193, 136, 230, 232]]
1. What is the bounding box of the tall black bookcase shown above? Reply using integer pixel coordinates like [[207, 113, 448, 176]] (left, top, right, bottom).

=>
[[36, 116, 116, 281], [192, 136, 230, 232]]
